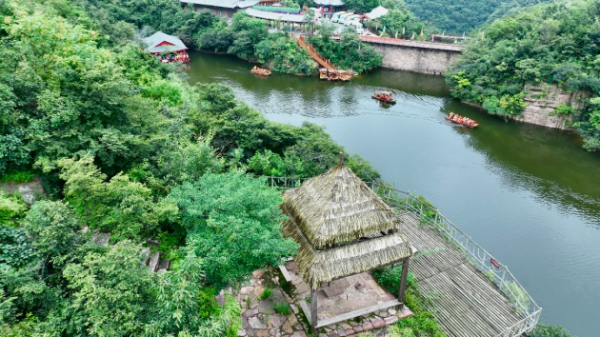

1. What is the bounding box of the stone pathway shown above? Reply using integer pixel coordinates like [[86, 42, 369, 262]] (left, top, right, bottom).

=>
[[237, 270, 309, 337], [236, 266, 413, 337], [285, 261, 398, 320], [0, 179, 45, 203]]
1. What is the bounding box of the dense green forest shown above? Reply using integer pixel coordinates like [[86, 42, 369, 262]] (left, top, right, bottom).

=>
[[199, 13, 318, 75], [446, 0, 600, 151], [403, 0, 552, 34], [0, 0, 381, 335], [199, 12, 382, 74]]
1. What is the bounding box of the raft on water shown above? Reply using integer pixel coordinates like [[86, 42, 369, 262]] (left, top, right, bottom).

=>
[[251, 66, 272, 76], [372, 91, 396, 104], [446, 112, 478, 128], [319, 68, 352, 81]]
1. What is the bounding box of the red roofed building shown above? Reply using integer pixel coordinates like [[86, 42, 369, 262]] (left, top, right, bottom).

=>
[[143, 32, 190, 63]]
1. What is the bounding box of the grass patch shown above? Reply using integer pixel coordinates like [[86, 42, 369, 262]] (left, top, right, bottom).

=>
[[372, 266, 445, 337], [273, 302, 291, 315], [258, 287, 273, 301], [1, 170, 35, 184]]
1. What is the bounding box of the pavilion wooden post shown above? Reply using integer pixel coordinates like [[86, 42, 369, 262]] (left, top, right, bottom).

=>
[[398, 257, 410, 308], [310, 278, 318, 333]]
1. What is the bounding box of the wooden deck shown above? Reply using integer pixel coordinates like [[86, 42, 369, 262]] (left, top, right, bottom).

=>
[[398, 211, 523, 337]]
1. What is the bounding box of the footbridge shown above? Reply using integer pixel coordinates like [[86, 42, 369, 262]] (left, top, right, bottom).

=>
[[295, 35, 336, 71], [262, 176, 542, 337]]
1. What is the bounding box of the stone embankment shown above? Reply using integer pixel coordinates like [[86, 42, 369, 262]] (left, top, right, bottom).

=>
[[366, 42, 461, 75], [515, 84, 587, 130]]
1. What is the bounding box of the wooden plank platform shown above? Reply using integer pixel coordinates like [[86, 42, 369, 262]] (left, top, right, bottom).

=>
[[399, 212, 523, 337], [299, 299, 402, 329], [278, 264, 293, 282]]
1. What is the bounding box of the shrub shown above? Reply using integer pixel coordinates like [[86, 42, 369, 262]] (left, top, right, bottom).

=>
[[554, 104, 573, 115], [273, 302, 291, 315], [259, 287, 273, 301], [530, 323, 575, 337], [0, 170, 35, 183], [372, 267, 445, 336]]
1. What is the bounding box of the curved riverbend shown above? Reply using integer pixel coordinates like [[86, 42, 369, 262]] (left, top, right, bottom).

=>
[[188, 52, 600, 337]]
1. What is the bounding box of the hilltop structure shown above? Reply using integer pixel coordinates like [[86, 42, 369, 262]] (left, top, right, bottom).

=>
[[180, 0, 259, 17], [313, 0, 344, 18]]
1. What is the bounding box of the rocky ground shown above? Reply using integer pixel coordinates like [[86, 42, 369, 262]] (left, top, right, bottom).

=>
[[236, 266, 413, 337]]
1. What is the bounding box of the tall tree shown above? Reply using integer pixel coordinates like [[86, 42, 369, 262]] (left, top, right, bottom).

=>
[[169, 171, 298, 288]]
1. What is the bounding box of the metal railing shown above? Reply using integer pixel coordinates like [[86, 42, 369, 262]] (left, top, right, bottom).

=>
[[262, 176, 542, 337], [358, 35, 463, 52]]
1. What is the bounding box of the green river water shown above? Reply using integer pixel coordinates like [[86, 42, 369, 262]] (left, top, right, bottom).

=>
[[187, 52, 600, 337]]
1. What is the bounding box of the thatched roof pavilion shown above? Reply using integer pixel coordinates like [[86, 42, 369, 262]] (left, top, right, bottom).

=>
[[280, 154, 414, 331]]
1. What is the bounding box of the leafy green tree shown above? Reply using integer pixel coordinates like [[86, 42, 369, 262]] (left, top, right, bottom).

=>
[[280, 0, 300, 8], [0, 8, 174, 176], [143, 248, 242, 337], [0, 226, 35, 269], [22, 201, 84, 276], [0, 192, 26, 226], [60, 241, 156, 337], [366, 7, 427, 39], [403, 0, 552, 34], [344, 0, 380, 12], [58, 156, 178, 239], [169, 171, 297, 288], [198, 14, 317, 75], [157, 138, 224, 184], [0, 266, 55, 331], [199, 27, 236, 52], [70, 1, 219, 47], [308, 29, 382, 73], [247, 150, 288, 176]]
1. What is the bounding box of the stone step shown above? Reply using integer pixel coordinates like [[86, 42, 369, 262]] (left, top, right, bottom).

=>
[[157, 258, 170, 272], [148, 252, 160, 272], [140, 248, 151, 266]]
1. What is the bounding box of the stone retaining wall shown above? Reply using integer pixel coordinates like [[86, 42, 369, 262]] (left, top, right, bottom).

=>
[[367, 43, 461, 75]]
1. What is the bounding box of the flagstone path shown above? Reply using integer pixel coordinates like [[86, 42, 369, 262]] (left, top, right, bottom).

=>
[[236, 268, 412, 337]]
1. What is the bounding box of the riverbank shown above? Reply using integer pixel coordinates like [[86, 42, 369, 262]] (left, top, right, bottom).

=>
[[187, 51, 600, 337]]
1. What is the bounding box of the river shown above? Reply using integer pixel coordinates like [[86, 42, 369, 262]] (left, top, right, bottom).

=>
[[187, 52, 600, 337]]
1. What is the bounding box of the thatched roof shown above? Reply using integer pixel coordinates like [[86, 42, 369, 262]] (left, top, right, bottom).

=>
[[281, 162, 402, 249], [283, 216, 412, 288], [280, 156, 413, 288]]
